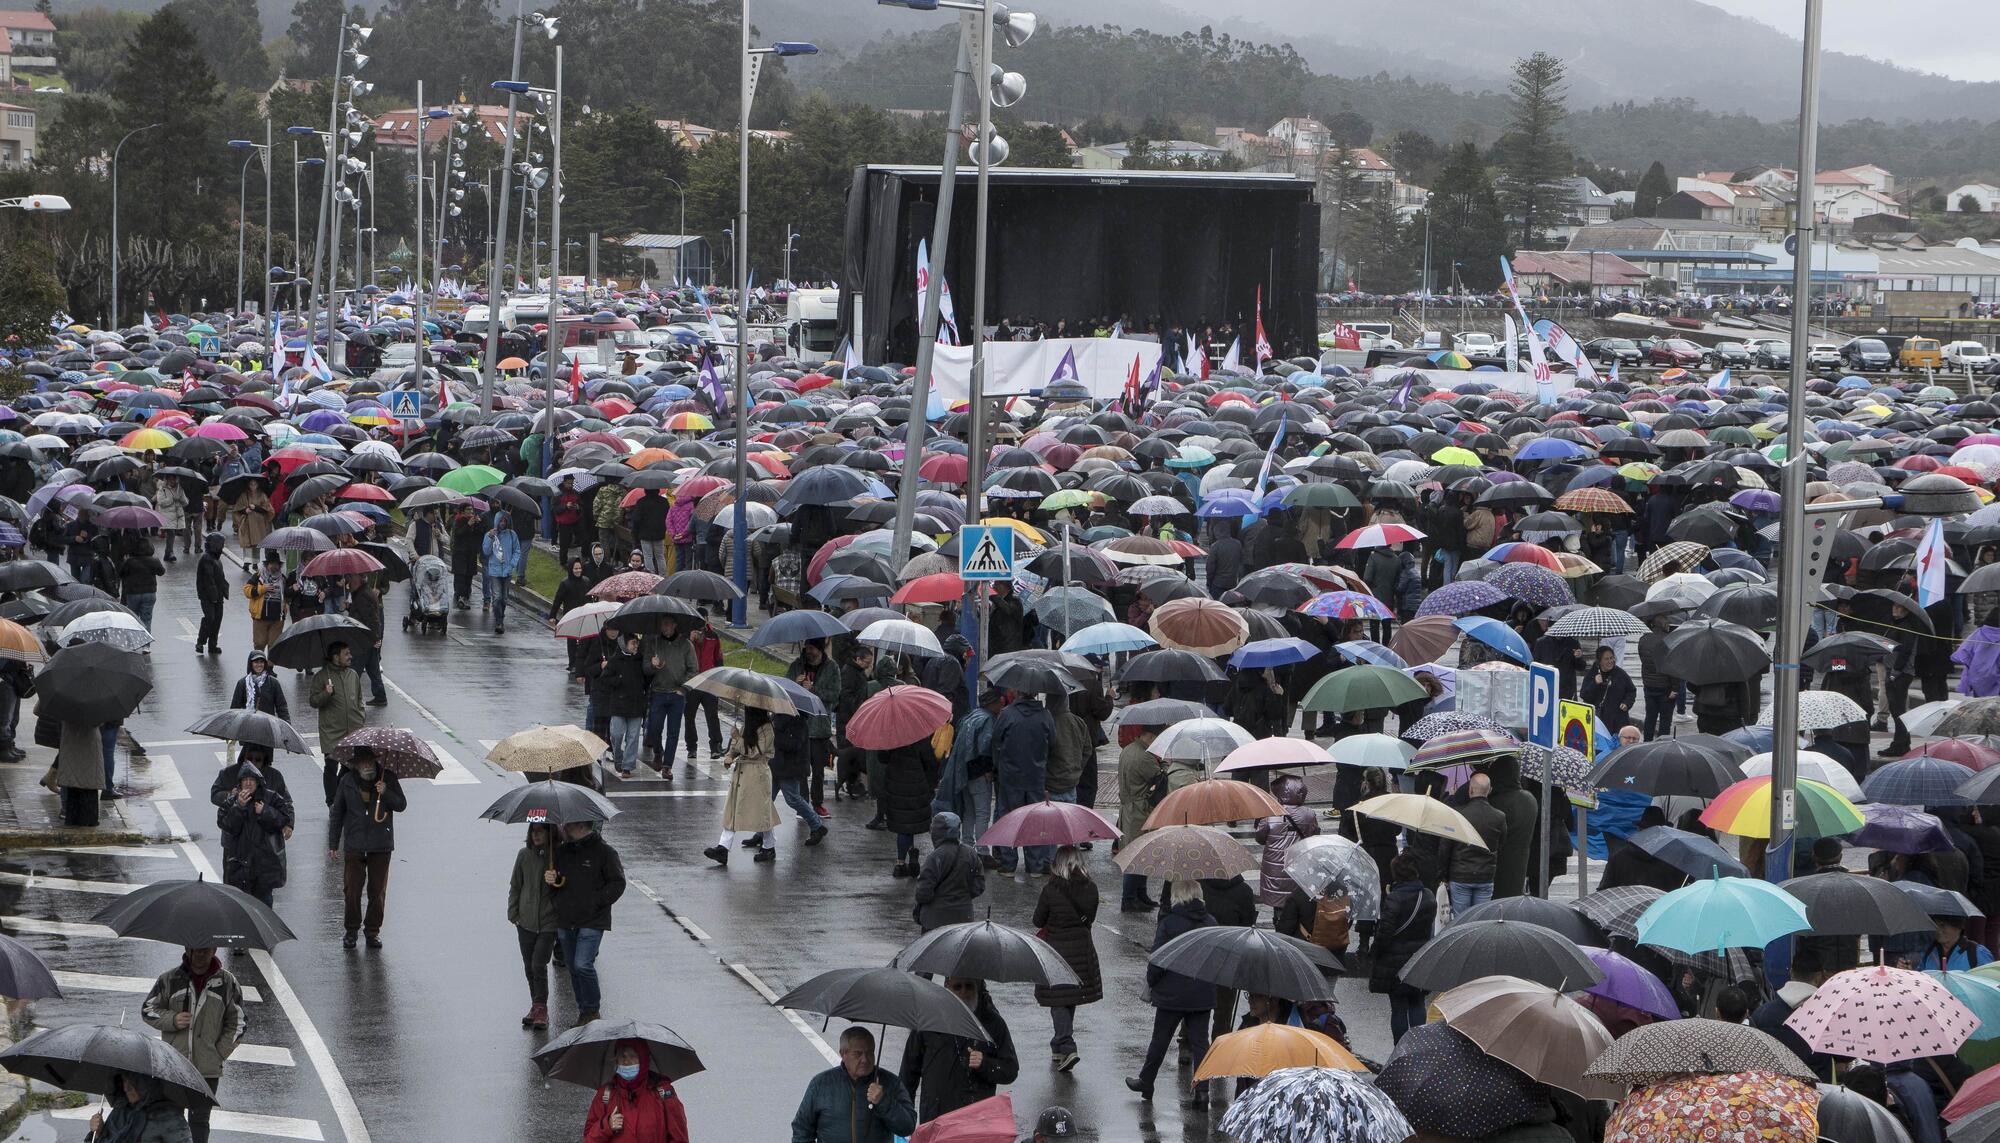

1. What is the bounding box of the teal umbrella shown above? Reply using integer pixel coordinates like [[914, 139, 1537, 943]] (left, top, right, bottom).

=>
[[1925, 970, 2000, 1040], [1300, 665, 1428, 713], [1636, 874, 1810, 956]]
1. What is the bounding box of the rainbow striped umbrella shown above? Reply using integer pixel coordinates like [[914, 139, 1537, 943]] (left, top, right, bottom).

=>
[[1699, 776, 1864, 839]]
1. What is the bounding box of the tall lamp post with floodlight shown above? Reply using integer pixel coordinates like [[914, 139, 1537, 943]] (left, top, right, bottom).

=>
[[728, 31, 817, 627], [228, 126, 274, 322], [108, 122, 161, 329], [479, 5, 559, 413]]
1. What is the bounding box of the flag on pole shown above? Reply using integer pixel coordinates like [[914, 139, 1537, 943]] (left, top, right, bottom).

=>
[[1251, 415, 1286, 517], [1502, 257, 1553, 398], [841, 336, 863, 377], [1503, 314, 1520, 373], [1608, 360, 1620, 386], [1253, 286, 1272, 363], [699, 352, 727, 409], [1185, 332, 1200, 370], [301, 344, 333, 382], [1121, 352, 1142, 407], [568, 352, 585, 404], [1917, 516, 1949, 607], [1706, 367, 1732, 393], [1329, 322, 1360, 351], [1109, 320, 1124, 340], [1220, 337, 1241, 373], [916, 239, 960, 345], [1048, 347, 1080, 386]]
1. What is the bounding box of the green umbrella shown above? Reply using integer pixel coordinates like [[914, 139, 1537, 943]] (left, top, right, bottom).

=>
[[438, 464, 506, 494], [1300, 665, 1427, 713]]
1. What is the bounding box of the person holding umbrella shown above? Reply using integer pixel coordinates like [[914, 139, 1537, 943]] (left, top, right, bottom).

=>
[[141, 946, 244, 1143], [87, 1073, 193, 1142], [702, 706, 782, 866], [897, 976, 1019, 1123], [546, 820, 626, 1025], [1125, 879, 1216, 1107], [229, 478, 272, 556], [309, 642, 367, 805], [509, 823, 558, 1031], [213, 750, 291, 907], [1034, 845, 1102, 1073], [791, 1027, 916, 1143], [581, 1040, 689, 1143], [153, 473, 189, 563], [52, 718, 108, 826], [326, 746, 405, 950]]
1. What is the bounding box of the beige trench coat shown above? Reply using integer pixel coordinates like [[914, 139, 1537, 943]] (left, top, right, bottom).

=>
[[720, 722, 782, 832]]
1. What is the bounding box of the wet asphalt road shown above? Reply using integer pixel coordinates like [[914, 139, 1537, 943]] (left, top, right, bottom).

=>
[[0, 553, 1400, 1142]]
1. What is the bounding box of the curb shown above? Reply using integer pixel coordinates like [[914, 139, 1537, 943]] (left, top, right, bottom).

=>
[[0, 828, 151, 851]]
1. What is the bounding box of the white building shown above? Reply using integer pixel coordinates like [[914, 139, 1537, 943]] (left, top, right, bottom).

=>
[[1947, 183, 2000, 213], [1076, 139, 1224, 170]]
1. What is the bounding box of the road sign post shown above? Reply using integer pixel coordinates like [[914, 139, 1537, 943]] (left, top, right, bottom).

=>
[[387, 390, 422, 424], [1556, 698, 1597, 900], [1527, 663, 1558, 749], [959, 525, 1015, 582]]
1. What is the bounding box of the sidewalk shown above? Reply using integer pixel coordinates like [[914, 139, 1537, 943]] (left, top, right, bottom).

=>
[[0, 746, 178, 850]]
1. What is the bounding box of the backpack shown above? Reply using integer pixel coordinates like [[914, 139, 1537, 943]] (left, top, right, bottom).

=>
[[773, 714, 808, 758], [1309, 894, 1352, 953]]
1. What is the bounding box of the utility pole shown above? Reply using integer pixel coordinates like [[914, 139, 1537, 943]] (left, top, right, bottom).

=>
[[480, 0, 529, 413]]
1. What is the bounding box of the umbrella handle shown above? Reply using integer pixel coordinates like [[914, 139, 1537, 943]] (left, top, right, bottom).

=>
[[1927, 1056, 1959, 1096]]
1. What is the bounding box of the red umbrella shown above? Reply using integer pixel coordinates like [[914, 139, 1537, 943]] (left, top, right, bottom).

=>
[[891, 572, 965, 605], [807, 535, 861, 586], [1948, 1062, 2000, 1121], [844, 685, 952, 750], [1905, 739, 2000, 770], [980, 800, 1119, 848], [266, 447, 322, 474], [302, 549, 385, 577], [337, 484, 394, 502], [918, 453, 969, 483], [796, 373, 838, 392], [910, 1095, 1015, 1143]]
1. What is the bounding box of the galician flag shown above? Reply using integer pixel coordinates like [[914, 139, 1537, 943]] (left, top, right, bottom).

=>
[[1916, 516, 1949, 607], [1220, 337, 1241, 373], [1251, 415, 1286, 516], [699, 352, 727, 409], [1707, 368, 1732, 393], [842, 336, 863, 377]]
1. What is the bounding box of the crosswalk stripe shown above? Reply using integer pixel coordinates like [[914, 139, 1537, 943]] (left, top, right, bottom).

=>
[[53, 970, 262, 1003], [29, 844, 181, 860], [1, 915, 116, 939], [423, 739, 480, 786], [607, 790, 727, 799], [52, 1105, 324, 1140], [133, 751, 190, 802], [231, 1044, 297, 1067], [0, 870, 143, 895]]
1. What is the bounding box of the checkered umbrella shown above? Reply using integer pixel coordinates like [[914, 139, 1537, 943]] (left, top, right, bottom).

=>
[[1410, 728, 1521, 770], [1485, 563, 1576, 608], [1756, 689, 1867, 732], [1862, 756, 1979, 808], [1553, 486, 1633, 514], [1546, 606, 1650, 639], [1576, 886, 1664, 940], [1638, 541, 1712, 583]]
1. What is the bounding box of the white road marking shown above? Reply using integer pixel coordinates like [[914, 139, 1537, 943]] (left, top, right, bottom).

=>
[[421, 739, 480, 786], [156, 802, 369, 1143], [606, 790, 726, 799], [626, 876, 708, 941], [176, 616, 198, 645], [131, 751, 189, 801], [729, 963, 840, 1066], [232, 1043, 298, 1067], [1, 915, 117, 940], [53, 1105, 325, 1140], [0, 870, 141, 895], [52, 969, 262, 1003], [29, 844, 181, 860]]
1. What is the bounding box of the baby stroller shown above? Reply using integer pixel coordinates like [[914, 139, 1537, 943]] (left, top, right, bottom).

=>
[[404, 554, 451, 633]]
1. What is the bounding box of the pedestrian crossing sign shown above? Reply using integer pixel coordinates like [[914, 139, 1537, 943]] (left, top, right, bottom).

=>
[[387, 390, 422, 421], [959, 525, 1015, 581]]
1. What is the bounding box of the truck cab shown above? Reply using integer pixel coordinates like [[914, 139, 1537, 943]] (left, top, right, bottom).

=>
[[784, 288, 841, 365]]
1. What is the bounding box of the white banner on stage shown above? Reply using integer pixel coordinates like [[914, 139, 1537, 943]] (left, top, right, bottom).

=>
[[928, 337, 1163, 403]]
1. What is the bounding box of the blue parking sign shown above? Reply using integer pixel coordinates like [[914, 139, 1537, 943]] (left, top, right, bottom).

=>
[[1528, 662, 1558, 748]]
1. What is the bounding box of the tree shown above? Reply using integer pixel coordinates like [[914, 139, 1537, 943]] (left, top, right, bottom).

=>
[[1633, 160, 1673, 216], [1425, 143, 1509, 291], [1323, 108, 1373, 149], [1387, 128, 1444, 187], [1963, 193, 1987, 215], [51, 9, 144, 94], [166, 0, 270, 89], [1496, 51, 1574, 250], [0, 230, 67, 353], [1003, 123, 1074, 169], [284, 0, 355, 79], [560, 105, 691, 244]]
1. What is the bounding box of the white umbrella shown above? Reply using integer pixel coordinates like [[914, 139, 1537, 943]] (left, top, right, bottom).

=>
[[1646, 573, 1717, 608], [1285, 835, 1382, 920], [1148, 718, 1254, 764], [1758, 689, 1868, 731], [858, 619, 944, 658], [1904, 699, 1966, 737], [1743, 750, 1866, 802], [1327, 732, 1416, 770], [58, 611, 151, 652], [552, 600, 621, 639], [714, 501, 778, 531]]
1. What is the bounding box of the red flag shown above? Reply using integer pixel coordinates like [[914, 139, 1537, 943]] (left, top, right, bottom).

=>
[[1123, 353, 1141, 406], [1253, 285, 1271, 363], [568, 351, 585, 404], [1332, 322, 1361, 351], [154, 310, 169, 332], [1197, 345, 1211, 381]]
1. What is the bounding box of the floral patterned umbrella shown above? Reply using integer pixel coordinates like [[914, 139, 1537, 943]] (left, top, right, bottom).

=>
[[1604, 1072, 1818, 1143], [1415, 579, 1509, 617], [1485, 563, 1576, 608], [1217, 1065, 1413, 1143]]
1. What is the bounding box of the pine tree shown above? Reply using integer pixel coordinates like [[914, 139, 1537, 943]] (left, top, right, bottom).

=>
[[1428, 143, 1510, 291], [1497, 51, 1574, 250], [1634, 161, 1673, 217], [166, 0, 271, 89], [110, 7, 226, 243], [284, 0, 350, 78]]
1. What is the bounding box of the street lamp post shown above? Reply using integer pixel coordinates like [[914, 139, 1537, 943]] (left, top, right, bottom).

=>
[[729, 27, 819, 626], [480, 5, 557, 413], [228, 131, 274, 320], [1420, 191, 1434, 331], [782, 225, 799, 284], [661, 176, 686, 284], [108, 122, 161, 329], [232, 151, 254, 316]]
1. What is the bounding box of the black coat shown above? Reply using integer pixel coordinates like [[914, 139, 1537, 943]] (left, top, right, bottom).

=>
[[1201, 875, 1260, 929], [587, 649, 650, 718], [896, 989, 1019, 1123], [215, 764, 290, 896], [327, 769, 406, 854], [229, 672, 289, 721], [1032, 874, 1102, 1007], [196, 552, 230, 604], [1580, 665, 1637, 731], [551, 829, 626, 931], [1368, 880, 1436, 998], [629, 493, 671, 541], [1145, 899, 1215, 1012], [882, 741, 941, 837], [987, 594, 1028, 656]]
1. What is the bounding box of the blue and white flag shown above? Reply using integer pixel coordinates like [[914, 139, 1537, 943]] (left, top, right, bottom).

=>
[[1706, 368, 1732, 393], [1251, 416, 1287, 516], [842, 336, 863, 377], [1917, 516, 1949, 607], [302, 344, 332, 382], [1608, 360, 1620, 386], [1220, 337, 1242, 373]]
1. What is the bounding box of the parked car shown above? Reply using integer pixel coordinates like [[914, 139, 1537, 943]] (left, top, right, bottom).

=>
[[1807, 343, 1842, 371], [1584, 337, 1643, 366], [1647, 338, 1707, 368], [1898, 337, 1944, 370], [1747, 339, 1791, 369], [1454, 332, 1499, 356], [1944, 340, 1996, 372], [1711, 341, 1754, 369], [1839, 337, 1893, 372]]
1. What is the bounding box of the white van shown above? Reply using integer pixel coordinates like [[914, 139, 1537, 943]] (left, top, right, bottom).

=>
[[785, 289, 842, 365], [1945, 340, 1994, 371], [460, 302, 519, 338]]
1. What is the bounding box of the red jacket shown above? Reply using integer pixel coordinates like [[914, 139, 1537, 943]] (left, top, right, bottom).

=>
[[582, 1075, 687, 1143], [692, 631, 723, 673]]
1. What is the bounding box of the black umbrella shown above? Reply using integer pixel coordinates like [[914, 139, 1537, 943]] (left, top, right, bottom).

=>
[[92, 876, 295, 949], [1398, 920, 1603, 992], [1950, 1100, 2000, 1143], [532, 1018, 706, 1086], [0, 932, 60, 999], [981, 658, 1070, 695], [1800, 631, 1899, 671], [1779, 872, 1934, 937], [1123, 648, 1229, 684], [1588, 736, 1746, 798], [185, 709, 311, 755], [611, 594, 702, 628], [1588, 573, 1649, 611], [1895, 881, 1983, 920], [890, 920, 1078, 987], [479, 780, 621, 826], [0, 1023, 212, 1107], [1628, 824, 1750, 880], [34, 641, 151, 723], [1146, 925, 1338, 1001], [40, 596, 133, 632], [655, 569, 744, 602], [1815, 1082, 1913, 1143], [1379, 1022, 1551, 1139], [775, 967, 987, 1040], [1661, 618, 1770, 684], [357, 541, 411, 582], [487, 484, 543, 518], [1453, 896, 1604, 945], [0, 560, 70, 593], [266, 613, 371, 670]]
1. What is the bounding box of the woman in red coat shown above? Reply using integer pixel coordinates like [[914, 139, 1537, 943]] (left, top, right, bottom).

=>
[[583, 1041, 688, 1143]]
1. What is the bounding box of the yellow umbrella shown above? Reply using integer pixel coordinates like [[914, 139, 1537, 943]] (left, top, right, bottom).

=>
[[1430, 446, 1481, 467], [980, 517, 1048, 544], [1350, 793, 1488, 847], [1195, 1024, 1366, 1082]]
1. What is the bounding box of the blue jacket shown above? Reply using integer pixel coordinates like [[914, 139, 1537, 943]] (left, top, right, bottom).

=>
[[990, 697, 1053, 791], [790, 1065, 915, 1143], [482, 517, 523, 578], [933, 707, 995, 818]]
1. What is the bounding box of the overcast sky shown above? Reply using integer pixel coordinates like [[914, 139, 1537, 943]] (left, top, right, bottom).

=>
[[1703, 0, 2000, 80]]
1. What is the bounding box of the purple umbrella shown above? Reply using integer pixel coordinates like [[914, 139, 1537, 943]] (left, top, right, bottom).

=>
[[1847, 802, 1952, 855], [1485, 563, 1576, 608], [93, 505, 165, 531], [1729, 489, 1782, 513], [1579, 946, 1678, 1020], [25, 481, 88, 519], [299, 409, 347, 433], [1416, 580, 1509, 617]]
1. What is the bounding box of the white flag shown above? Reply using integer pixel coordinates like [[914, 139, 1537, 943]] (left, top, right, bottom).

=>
[[1503, 314, 1519, 374], [1220, 337, 1242, 372], [1916, 517, 1949, 607]]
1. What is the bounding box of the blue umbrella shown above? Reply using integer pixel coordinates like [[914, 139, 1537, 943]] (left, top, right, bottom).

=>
[[1925, 971, 2000, 1040], [1636, 874, 1810, 955], [1862, 756, 1977, 808], [1721, 724, 1776, 753], [1453, 616, 1530, 664], [747, 608, 850, 649], [1516, 438, 1592, 461], [1333, 639, 1405, 669], [1231, 637, 1321, 669], [1060, 622, 1157, 656]]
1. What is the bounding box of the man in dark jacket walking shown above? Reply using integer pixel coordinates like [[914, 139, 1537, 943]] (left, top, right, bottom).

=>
[[898, 978, 1018, 1122], [629, 489, 671, 573], [792, 1027, 916, 1143], [345, 574, 388, 706], [1439, 774, 1508, 918], [1748, 948, 1834, 1080], [326, 748, 406, 949], [991, 693, 1056, 874], [987, 582, 1029, 656], [913, 812, 984, 930], [1206, 522, 1244, 595], [547, 820, 625, 1023], [194, 533, 230, 655]]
